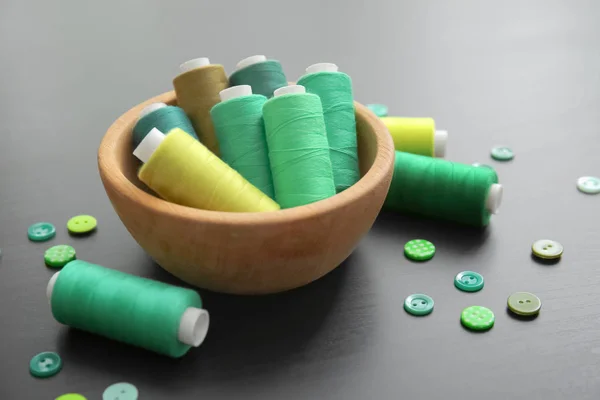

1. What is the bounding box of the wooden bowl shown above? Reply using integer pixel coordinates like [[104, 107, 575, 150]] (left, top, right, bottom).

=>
[[98, 91, 394, 294]]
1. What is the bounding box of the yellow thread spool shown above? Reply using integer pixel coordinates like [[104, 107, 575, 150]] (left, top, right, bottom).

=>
[[173, 57, 229, 155], [381, 117, 448, 157], [134, 128, 280, 213]]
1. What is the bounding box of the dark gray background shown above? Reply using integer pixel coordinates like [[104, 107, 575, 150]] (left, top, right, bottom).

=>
[[1, 0, 599, 399]]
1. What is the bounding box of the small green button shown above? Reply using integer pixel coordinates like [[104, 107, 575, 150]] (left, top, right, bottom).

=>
[[532, 239, 563, 260], [404, 294, 434, 316], [29, 351, 62, 378], [507, 292, 541, 316], [472, 163, 495, 170], [28, 222, 56, 242], [67, 215, 97, 234], [56, 394, 87, 400], [577, 176, 600, 194], [366, 104, 388, 117], [102, 382, 139, 400], [454, 271, 484, 292], [490, 146, 514, 161], [404, 239, 435, 261], [461, 306, 495, 331], [44, 245, 76, 268]]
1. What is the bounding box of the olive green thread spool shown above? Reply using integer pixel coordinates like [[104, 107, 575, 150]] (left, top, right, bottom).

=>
[[381, 117, 448, 157], [132, 102, 197, 148], [229, 55, 288, 98], [384, 151, 503, 226], [47, 260, 209, 358], [210, 85, 274, 199], [263, 85, 336, 208]]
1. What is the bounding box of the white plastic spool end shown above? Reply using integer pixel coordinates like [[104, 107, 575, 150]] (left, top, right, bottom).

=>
[[486, 183, 503, 214], [305, 63, 339, 74], [219, 85, 252, 102], [47, 271, 60, 303], [139, 103, 167, 120], [236, 55, 267, 70], [178, 307, 210, 347], [274, 85, 306, 97], [180, 58, 210, 73], [434, 130, 448, 158], [133, 128, 166, 163]]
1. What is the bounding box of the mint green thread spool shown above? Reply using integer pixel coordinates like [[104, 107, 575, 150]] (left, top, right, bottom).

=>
[[263, 85, 336, 208], [229, 55, 287, 98], [132, 103, 197, 148], [384, 151, 503, 227], [297, 63, 359, 193], [47, 260, 209, 358], [210, 85, 274, 198]]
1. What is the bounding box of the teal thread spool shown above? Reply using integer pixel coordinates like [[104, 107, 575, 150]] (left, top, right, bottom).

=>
[[263, 85, 336, 208], [297, 63, 359, 193], [210, 85, 274, 198], [47, 260, 209, 358], [229, 55, 288, 98], [384, 151, 503, 226], [132, 103, 197, 148]]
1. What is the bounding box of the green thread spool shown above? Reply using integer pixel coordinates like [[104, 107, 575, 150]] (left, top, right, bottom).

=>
[[297, 63, 360, 193], [263, 85, 336, 208], [47, 260, 209, 358], [229, 55, 288, 98], [381, 117, 448, 157], [132, 103, 197, 148], [384, 151, 503, 226], [210, 85, 274, 199]]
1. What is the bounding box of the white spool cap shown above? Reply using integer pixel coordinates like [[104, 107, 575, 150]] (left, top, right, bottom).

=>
[[139, 103, 167, 120], [274, 85, 306, 97], [178, 307, 210, 347], [236, 55, 267, 70], [219, 85, 252, 102], [180, 58, 210, 73], [133, 128, 166, 163], [305, 63, 339, 74], [434, 130, 448, 158], [47, 271, 60, 302], [486, 183, 503, 214]]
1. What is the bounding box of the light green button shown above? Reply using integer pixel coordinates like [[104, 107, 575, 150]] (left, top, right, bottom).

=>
[[56, 394, 87, 400], [103, 382, 138, 400], [44, 245, 76, 268], [404, 239, 435, 261], [577, 176, 600, 194], [366, 104, 388, 117], [532, 239, 563, 260], [461, 306, 495, 331], [454, 271, 484, 292], [404, 294, 434, 316], [28, 222, 56, 242], [67, 215, 97, 234], [490, 146, 514, 161], [507, 292, 541, 316], [29, 351, 62, 378]]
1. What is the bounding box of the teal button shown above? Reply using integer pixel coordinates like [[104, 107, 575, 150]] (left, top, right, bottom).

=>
[[404, 294, 434, 316], [366, 104, 388, 117], [29, 351, 62, 378], [490, 146, 514, 161], [28, 222, 56, 242], [454, 271, 484, 292], [577, 176, 600, 194], [103, 382, 139, 400]]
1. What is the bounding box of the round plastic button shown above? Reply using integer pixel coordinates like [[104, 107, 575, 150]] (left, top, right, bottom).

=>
[[44, 245, 76, 268], [577, 176, 600, 194], [366, 104, 388, 117], [56, 394, 87, 400], [67, 215, 97, 234], [472, 162, 495, 170], [29, 351, 62, 378], [454, 271, 484, 292], [28, 222, 56, 242], [102, 382, 139, 400], [507, 292, 541, 316], [532, 239, 563, 259], [461, 306, 495, 331], [404, 239, 435, 261], [490, 146, 514, 161], [404, 294, 434, 316]]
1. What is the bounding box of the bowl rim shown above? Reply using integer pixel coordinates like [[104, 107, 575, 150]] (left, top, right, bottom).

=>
[[98, 91, 394, 227]]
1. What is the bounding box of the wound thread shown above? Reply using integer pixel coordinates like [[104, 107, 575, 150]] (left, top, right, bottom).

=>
[[381, 117, 447, 158], [132, 104, 197, 148], [229, 58, 287, 98]]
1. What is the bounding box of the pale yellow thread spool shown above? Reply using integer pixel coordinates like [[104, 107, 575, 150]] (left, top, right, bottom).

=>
[[381, 117, 448, 157]]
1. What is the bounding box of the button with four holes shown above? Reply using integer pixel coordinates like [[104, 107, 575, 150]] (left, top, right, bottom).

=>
[[29, 351, 62, 378], [404, 239, 435, 261], [28, 222, 56, 242], [490, 146, 514, 161], [102, 382, 139, 400], [67, 215, 97, 235], [577, 176, 600, 194], [532, 239, 563, 260], [507, 292, 541, 316], [454, 271, 484, 292], [44, 245, 76, 268], [404, 294, 434, 316], [461, 306, 495, 331]]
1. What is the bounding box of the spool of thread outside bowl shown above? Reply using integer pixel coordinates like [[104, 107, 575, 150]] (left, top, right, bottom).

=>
[[229, 55, 288, 98], [381, 117, 448, 157]]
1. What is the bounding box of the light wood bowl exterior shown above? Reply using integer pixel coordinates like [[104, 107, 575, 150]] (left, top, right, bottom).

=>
[[98, 91, 394, 294]]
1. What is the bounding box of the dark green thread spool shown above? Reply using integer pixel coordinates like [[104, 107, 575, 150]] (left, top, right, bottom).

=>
[[132, 103, 197, 148], [229, 55, 288, 98]]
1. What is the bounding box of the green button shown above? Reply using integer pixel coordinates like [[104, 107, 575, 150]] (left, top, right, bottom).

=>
[[56, 394, 87, 400], [28, 222, 56, 242], [67, 215, 97, 234], [404, 294, 434, 316], [366, 104, 388, 117], [44, 245, 76, 268], [29, 351, 62, 378], [577, 176, 600, 194], [532, 239, 563, 259], [454, 271, 484, 292], [102, 382, 139, 400], [507, 292, 541, 316], [472, 163, 495, 170], [490, 146, 514, 161], [404, 239, 435, 261], [461, 306, 495, 331]]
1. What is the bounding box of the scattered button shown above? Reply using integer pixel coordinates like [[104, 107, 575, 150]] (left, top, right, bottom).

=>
[[366, 104, 388, 117], [454, 271, 484, 292], [532, 239, 563, 260], [102, 382, 139, 400], [67, 215, 97, 235], [403, 294, 434, 316], [461, 306, 495, 331], [472, 162, 495, 169], [507, 292, 541, 316], [577, 176, 600, 194], [404, 239, 435, 261], [44, 245, 76, 268], [28, 222, 56, 242], [29, 351, 62, 378], [490, 146, 514, 161], [56, 394, 87, 400]]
